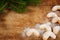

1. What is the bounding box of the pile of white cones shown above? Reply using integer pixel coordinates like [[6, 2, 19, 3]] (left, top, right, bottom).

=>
[[22, 5, 60, 40]]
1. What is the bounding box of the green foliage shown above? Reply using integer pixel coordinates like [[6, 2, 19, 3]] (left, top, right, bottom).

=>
[[0, 0, 7, 12], [0, 0, 41, 13], [24, 0, 41, 6]]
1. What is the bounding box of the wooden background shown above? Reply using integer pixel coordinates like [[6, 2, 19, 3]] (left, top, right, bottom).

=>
[[0, 0, 60, 40]]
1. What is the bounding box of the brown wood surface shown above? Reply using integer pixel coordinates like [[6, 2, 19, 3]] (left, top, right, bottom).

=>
[[0, 0, 60, 40]]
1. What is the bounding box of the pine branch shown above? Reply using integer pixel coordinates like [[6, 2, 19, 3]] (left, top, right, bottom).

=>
[[0, 0, 42, 13]]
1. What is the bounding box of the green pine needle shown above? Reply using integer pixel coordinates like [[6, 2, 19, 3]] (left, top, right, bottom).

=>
[[0, 0, 42, 13]]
